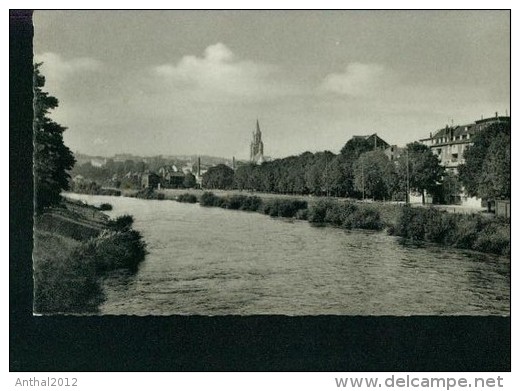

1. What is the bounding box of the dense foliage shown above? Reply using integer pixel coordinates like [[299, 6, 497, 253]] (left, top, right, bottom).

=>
[[396, 143, 445, 204], [389, 206, 510, 256], [202, 164, 235, 189], [33, 64, 76, 210], [459, 122, 510, 201]]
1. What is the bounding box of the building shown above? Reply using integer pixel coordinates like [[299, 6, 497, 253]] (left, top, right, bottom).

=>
[[419, 112, 510, 206], [384, 145, 405, 161], [419, 113, 510, 174], [141, 172, 161, 189], [250, 119, 265, 164], [352, 133, 390, 151]]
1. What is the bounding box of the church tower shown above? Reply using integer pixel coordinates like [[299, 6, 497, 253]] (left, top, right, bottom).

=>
[[250, 119, 265, 164]]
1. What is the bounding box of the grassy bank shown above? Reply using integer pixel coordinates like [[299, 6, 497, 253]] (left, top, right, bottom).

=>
[[33, 201, 147, 314], [388, 206, 510, 256]]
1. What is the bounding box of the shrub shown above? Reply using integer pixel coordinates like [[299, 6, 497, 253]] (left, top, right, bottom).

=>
[[133, 187, 164, 200], [262, 199, 307, 218], [225, 195, 248, 210], [177, 193, 198, 203], [295, 208, 308, 220], [344, 207, 383, 230], [307, 199, 331, 223], [91, 229, 147, 273], [99, 203, 113, 211], [200, 192, 221, 207], [240, 196, 262, 212], [326, 202, 357, 226], [108, 214, 134, 231], [451, 214, 483, 250], [391, 206, 510, 255]]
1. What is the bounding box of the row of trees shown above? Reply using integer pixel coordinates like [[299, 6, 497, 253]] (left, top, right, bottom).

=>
[[203, 138, 445, 203], [202, 122, 510, 205]]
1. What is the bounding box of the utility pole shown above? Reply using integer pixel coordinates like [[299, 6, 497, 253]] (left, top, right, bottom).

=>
[[361, 161, 365, 201], [406, 148, 410, 204]]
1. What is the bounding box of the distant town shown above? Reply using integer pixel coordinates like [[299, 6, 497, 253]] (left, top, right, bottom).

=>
[[70, 112, 510, 214]]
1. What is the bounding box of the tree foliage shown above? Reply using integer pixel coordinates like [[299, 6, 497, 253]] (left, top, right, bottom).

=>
[[33, 63, 76, 211], [202, 164, 235, 189], [353, 150, 396, 200], [397, 142, 444, 203], [183, 172, 197, 188], [459, 122, 510, 200]]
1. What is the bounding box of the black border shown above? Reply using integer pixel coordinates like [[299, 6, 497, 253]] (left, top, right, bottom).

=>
[[10, 9, 511, 372]]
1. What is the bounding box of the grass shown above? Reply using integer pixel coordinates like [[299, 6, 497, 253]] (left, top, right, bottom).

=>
[[33, 205, 147, 314], [33, 230, 104, 314]]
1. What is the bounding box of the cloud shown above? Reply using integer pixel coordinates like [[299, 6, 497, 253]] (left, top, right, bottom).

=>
[[320, 62, 391, 97], [35, 52, 103, 81], [151, 43, 291, 101]]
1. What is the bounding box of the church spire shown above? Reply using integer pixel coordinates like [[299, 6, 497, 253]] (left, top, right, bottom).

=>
[[250, 119, 265, 164]]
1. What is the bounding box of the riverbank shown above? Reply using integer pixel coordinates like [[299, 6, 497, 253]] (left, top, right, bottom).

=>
[[33, 199, 147, 314], [174, 191, 509, 256]]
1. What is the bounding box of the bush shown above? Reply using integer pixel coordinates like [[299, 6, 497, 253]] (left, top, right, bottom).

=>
[[295, 208, 308, 220], [308, 199, 330, 223], [224, 195, 248, 210], [262, 199, 307, 218], [133, 187, 163, 200], [177, 193, 198, 203], [108, 214, 134, 231], [240, 196, 262, 212], [99, 203, 113, 211], [308, 200, 382, 230], [200, 192, 221, 207], [391, 206, 510, 255], [90, 229, 147, 273], [343, 207, 383, 230]]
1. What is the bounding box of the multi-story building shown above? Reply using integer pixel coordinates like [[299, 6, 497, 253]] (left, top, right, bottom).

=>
[[419, 112, 510, 206], [420, 113, 510, 174]]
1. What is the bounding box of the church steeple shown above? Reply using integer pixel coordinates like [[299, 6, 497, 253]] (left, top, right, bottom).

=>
[[256, 118, 261, 135], [250, 119, 265, 164]]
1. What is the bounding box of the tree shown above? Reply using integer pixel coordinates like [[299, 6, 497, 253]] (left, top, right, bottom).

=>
[[183, 172, 197, 188], [439, 171, 462, 205], [202, 164, 234, 189], [459, 122, 510, 202], [33, 63, 76, 211], [397, 142, 444, 204], [353, 150, 396, 200], [340, 137, 373, 158]]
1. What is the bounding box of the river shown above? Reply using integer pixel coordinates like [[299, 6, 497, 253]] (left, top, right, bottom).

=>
[[65, 193, 510, 316]]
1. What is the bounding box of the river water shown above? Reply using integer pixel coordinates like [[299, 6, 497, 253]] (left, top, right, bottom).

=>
[[65, 194, 510, 316]]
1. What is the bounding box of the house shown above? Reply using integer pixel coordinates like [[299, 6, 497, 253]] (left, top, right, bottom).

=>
[[141, 172, 161, 189], [352, 133, 390, 151], [384, 145, 404, 161]]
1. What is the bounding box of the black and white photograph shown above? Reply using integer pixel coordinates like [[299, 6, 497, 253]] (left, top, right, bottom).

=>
[[27, 10, 510, 318]]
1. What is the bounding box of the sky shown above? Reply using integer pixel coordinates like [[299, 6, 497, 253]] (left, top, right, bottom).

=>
[[33, 10, 510, 159]]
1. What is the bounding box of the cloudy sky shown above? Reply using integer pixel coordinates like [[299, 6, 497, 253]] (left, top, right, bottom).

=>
[[33, 10, 510, 159]]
